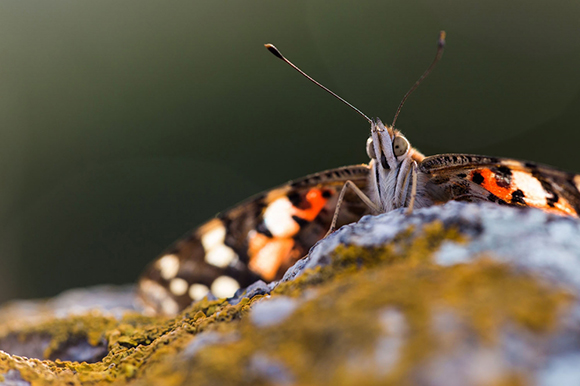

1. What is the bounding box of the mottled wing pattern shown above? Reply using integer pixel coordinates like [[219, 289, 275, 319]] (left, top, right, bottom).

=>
[[419, 154, 580, 217], [138, 165, 371, 315]]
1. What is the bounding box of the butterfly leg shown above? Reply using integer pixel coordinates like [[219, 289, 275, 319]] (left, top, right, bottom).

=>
[[405, 162, 419, 215], [325, 180, 381, 237]]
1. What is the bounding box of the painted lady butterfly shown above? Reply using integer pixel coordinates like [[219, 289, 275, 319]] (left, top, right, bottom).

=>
[[138, 32, 580, 315]]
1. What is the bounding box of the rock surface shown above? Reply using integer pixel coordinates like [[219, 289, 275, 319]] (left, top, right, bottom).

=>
[[0, 202, 579, 385]]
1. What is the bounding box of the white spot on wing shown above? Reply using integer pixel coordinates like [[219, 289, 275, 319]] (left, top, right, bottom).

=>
[[263, 197, 299, 238], [158, 254, 180, 280], [512, 170, 548, 206], [211, 276, 240, 299], [139, 279, 168, 301], [169, 277, 189, 296], [139, 279, 178, 316], [161, 298, 179, 316], [200, 221, 238, 268], [201, 222, 227, 251], [189, 283, 210, 301], [205, 244, 237, 268]]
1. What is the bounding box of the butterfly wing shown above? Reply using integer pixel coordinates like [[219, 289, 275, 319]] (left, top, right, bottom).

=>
[[137, 164, 371, 315], [418, 154, 580, 216]]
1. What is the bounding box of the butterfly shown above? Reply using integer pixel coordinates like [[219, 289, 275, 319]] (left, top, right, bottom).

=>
[[137, 32, 580, 316]]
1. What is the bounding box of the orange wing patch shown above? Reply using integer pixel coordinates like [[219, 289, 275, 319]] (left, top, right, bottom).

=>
[[293, 188, 332, 221], [472, 168, 512, 202], [469, 167, 577, 216], [248, 187, 334, 281], [247, 232, 296, 281]]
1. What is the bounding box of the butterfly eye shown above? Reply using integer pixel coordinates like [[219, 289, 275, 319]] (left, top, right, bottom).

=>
[[393, 136, 409, 157], [366, 137, 377, 159]]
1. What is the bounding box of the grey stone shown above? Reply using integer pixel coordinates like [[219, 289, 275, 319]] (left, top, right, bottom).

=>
[[0, 370, 30, 386], [250, 296, 299, 328], [228, 280, 271, 305], [182, 331, 239, 359], [249, 353, 294, 386], [0, 284, 138, 325]]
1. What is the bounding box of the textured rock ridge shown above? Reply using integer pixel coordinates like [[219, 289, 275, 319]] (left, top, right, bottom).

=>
[[0, 202, 579, 385]]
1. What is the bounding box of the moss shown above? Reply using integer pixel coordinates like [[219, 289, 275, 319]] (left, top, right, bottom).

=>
[[0, 221, 572, 385]]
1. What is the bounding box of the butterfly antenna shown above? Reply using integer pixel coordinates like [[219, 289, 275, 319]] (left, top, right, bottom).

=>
[[265, 43, 372, 124], [391, 31, 446, 128]]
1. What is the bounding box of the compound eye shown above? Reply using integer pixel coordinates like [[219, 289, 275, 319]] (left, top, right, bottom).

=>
[[366, 137, 377, 159], [393, 136, 409, 157]]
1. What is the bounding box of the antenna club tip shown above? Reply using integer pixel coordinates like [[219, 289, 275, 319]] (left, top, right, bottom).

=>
[[438, 31, 446, 47], [264, 43, 284, 60]]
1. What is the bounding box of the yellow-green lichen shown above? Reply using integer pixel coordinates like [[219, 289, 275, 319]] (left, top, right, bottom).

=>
[[275, 221, 464, 296]]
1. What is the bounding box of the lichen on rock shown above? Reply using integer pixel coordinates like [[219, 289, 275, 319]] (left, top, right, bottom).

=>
[[0, 202, 579, 385]]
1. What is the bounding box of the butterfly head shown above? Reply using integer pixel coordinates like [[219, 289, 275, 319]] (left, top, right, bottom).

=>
[[366, 118, 410, 171]]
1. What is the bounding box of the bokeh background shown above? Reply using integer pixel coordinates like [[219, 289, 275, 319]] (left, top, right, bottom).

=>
[[0, 0, 579, 304]]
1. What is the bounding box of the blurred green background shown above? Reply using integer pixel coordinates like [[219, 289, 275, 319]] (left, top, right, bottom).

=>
[[0, 0, 579, 304]]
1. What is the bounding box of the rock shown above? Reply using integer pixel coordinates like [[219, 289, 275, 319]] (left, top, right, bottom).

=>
[[228, 280, 271, 306], [249, 296, 299, 327], [247, 353, 295, 386], [182, 330, 239, 358], [0, 284, 138, 326], [0, 202, 579, 385], [0, 369, 30, 386], [0, 285, 137, 364]]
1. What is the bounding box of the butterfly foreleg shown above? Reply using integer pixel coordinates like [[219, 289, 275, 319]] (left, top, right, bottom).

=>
[[324, 180, 381, 238], [405, 161, 419, 215]]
